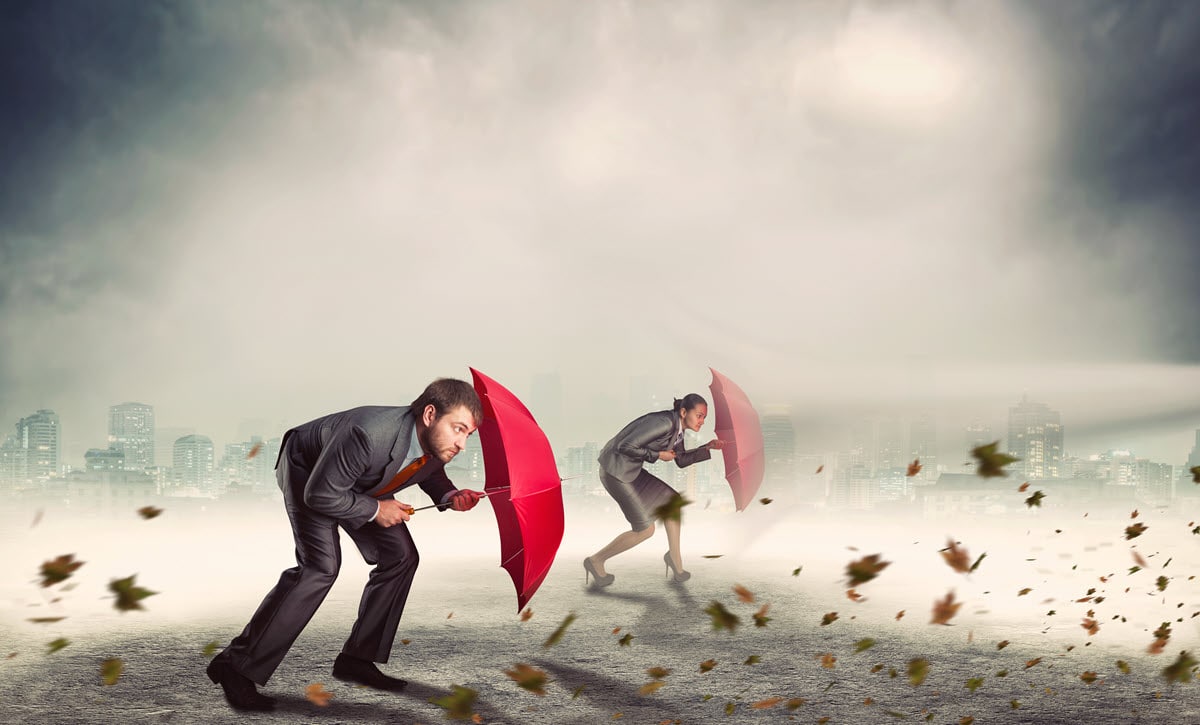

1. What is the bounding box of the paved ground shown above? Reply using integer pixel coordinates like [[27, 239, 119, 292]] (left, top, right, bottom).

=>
[[2, 500, 1199, 723]]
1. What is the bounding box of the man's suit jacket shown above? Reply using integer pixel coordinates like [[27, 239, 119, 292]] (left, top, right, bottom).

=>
[[274, 406, 457, 529], [597, 409, 712, 484]]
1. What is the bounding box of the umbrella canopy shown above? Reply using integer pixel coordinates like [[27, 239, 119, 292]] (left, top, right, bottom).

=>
[[708, 367, 765, 511], [471, 368, 565, 611]]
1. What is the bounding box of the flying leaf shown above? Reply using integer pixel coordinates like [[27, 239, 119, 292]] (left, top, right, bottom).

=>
[[846, 589, 865, 602], [1024, 658, 1042, 669], [1156, 576, 1169, 592], [1125, 523, 1148, 540], [1162, 651, 1197, 684], [247, 442, 263, 459], [969, 553, 987, 573], [940, 539, 972, 574], [430, 685, 478, 720], [27, 617, 66, 625], [733, 584, 755, 604], [965, 677, 984, 692], [572, 685, 586, 699], [137, 506, 163, 520], [931, 591, 963, 625], [1019, 588, 1034, 596], [652, 494, 692, 523], [907, 458, 922, 476], [1116, 660, 1130, 674], [618, 633, 634, 647], [1018, 482, 1030, 492], [907, 658, 930, 686], [792, 566, 803, 576], [895, 610, 905, 620], [971, 441, 1020, 478], [819, 653, 836, 669], [1131, 509, 1139, 519], [1190, 465, 1200, 484], [305, 683, 333, 706], [47, 638, 69, 654], [504, 664, 549, 696], [109, 575, 157, 612], [821, 612, 839, 626], [759, 498, 773, 505], [846, 554, 891, 586], [1080, 671, 1098, 684], [100, 658, 123, 686], [542, 612, 576, 648], [1133, 550, 1150, 568], [1082, 618, 1099, 635], [520, 608, 533, 622], [744, 655, 761, 666], [637, 681, 666, 696], [646, 667, 670, 680], [997, 640, 1009, 650], [703, 555, 723, 559], [752, 604, 771, 628], [202, 641, 220, 657], [704, 601, 740, 632], [39, 555, 84, 588], [751, 697, 784, 710], [724, 703, 735, 715], [699, 659, 717, 673], [816, 465, 824, 474], [1025, 491, 1046, 508], [854, 638, 876, 653]]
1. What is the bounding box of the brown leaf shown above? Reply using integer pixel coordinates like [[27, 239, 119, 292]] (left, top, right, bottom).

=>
[[846, 554, 891, 587], [733, 584, 755, 604], [645, 666, 670, 680], [821, 612, 839, 626], [1024, 658, 1043, 669], [931, 591, 963, 625], [752, 604, 771, 628], [1082, 618, 1100, 636], [1018, 587, 1032, 596], [1018, 482, 1030, 492], [637, 681, 666, 696], [520, 608, 533, 622], [699, 659, 717, 673], [704, 601, 740, 632], [895, 610, 906, 621], [39, 554, 84, 588], [971, 441, 1020, 478], [1125, 523, 1148, 540], [1131, 509, 1139, 519], [305, 682, 333, 706], [1133, 550, 1149, 568], [820, 653, 837, 669], [816, 465, 824, 474], [617, 633, 634, 647], [1024, 490, 1046, 508], [940, 539, 972, 574], [997, 640, 1009, 650], [1080, 671, 1099, 684], [108, 575, 157, 612], [137, 506, 163, 520], [846, 589, 865, 602], [504, 663, 549, 696], [247, 442, 263, 459], [26, 617, 66, 624], [907, 459, 922, 477], [751, 697, 784, 710]]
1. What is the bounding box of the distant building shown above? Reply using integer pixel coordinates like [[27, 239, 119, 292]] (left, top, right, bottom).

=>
[[173, 434, 215, 493], [831, 460, 874, 510], [1007, 396, 1063, 479], [85, 447, 126, 472], [1187, 430, 1200, 470], [761, 410, 796, 488], [108, 402, 155, 471], [220, 436, 283, 492], [1134, 458, 1174, 506], [918, 473, 1135, 519], [18, 409, 60, 481], [0, 433, 27, 491], [908, 414, 938, 485]]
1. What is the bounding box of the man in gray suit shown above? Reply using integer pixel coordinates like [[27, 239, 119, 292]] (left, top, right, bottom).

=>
[[206, 378, 484, 711]]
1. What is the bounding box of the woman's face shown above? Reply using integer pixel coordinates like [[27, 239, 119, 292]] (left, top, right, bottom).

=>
[[680, 403, 708, 433]]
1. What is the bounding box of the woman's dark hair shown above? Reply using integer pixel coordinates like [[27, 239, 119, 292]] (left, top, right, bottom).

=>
[[411, 378, 483, 424], [672, 393, 707, 413]]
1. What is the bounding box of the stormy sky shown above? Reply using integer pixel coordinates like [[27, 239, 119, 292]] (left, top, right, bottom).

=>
[[2, 0, 1199, 465]]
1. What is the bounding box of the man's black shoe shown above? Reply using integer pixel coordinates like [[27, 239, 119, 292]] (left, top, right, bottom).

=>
[[332, 653, 408, 691], [206, 655, 276, 711]]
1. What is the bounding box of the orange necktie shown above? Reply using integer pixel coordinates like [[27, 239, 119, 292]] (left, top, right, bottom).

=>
[[372, 455, 429, 499]]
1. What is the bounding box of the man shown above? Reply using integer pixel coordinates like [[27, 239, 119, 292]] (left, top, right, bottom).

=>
[[206, 378, 484, 711]]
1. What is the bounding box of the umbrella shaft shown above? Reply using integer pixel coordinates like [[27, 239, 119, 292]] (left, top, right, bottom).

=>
[[410, 487, 511, 512]]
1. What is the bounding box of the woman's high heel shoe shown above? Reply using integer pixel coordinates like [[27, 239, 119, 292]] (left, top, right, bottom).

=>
[[584, 557, 615, 587], [664, 552, 691, 583]]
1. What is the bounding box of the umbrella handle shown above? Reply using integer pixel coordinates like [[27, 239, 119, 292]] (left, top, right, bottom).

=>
[[409, 486, 512, 512]]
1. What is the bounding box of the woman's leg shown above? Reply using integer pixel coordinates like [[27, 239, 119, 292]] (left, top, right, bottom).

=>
[[590, 523, 655, 575], [663, 517, 683, 572]]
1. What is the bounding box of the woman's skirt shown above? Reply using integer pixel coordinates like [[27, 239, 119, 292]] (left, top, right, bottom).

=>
[[599, 468, 679, 532]]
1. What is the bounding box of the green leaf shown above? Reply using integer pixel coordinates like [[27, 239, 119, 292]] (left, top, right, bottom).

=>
[[743, 655, 761, 666], [430, 685, 478, 720], [846, 554, 890, 586], [46, 638, 69, 654], [971, 441, 1019, 478], [1116, 660, 1130, 674], [202, 641, 220, 657], [907, 658, 929, 686], [504, 663, 549, 696], [965, 677, 984, 692], [653, 494, 692, 523], [704, 601, 740, 632], [855, 638, 876, 653], [1162, 650, 1198, 684], [542, 612, 576, 648], [1024, 490, 1046, 508], [617, 633, 634, 647], [108, 575, 157, 612], [100, 658, 123, 686], [969, 553, 987, 573]]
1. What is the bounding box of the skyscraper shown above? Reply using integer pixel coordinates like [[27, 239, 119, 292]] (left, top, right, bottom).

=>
[[908, 413, 938, 484], [1007, 396, 1063, 479], [173, 434, 215, 492], [108, 402, 155, 471], [761, 409, 796, 488], [18, 409, 60, 481], [0, 433, 27, 490], [1187, 430, 1200, 470]]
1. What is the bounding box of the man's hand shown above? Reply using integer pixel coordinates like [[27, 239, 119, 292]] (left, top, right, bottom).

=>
[[450, 489, 483, 512], [658, 450, 677, 462], [376, 500, 414, 528], [706, 439, 728, 450]]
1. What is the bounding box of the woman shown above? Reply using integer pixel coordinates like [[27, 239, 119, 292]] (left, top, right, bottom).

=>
[[584, 393, 725, 585]]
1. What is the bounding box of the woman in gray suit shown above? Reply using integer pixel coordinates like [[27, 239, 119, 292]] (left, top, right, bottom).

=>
[[584, 393, 725, 585]]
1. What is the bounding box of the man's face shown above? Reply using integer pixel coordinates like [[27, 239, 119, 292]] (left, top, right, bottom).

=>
[[681, 403, 708, 433], [420, 404, 477, 463]]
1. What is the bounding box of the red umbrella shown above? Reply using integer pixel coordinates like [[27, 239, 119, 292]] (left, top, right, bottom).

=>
[[470, 367, 565, 611], [708, 367, 765, 511]]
